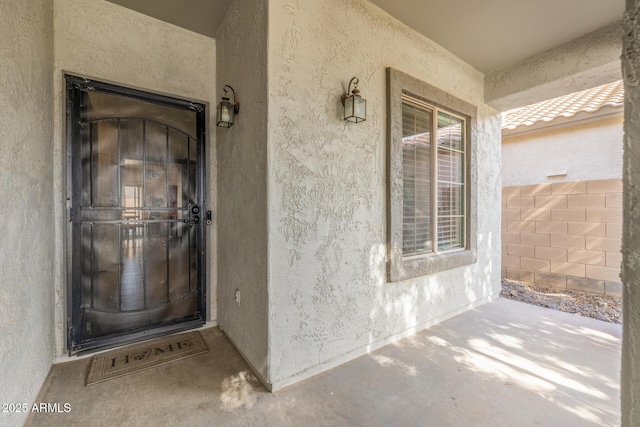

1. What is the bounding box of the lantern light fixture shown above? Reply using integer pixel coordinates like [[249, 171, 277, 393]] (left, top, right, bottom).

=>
[[217, 85, 240, 128], [341, 77, 366, 123]]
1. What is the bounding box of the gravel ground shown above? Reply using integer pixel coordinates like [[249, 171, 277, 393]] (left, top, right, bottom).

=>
[[501, 279, 622, 324]]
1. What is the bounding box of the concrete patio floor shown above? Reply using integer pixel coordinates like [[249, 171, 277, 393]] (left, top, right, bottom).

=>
[[25, 298, 621, 427]]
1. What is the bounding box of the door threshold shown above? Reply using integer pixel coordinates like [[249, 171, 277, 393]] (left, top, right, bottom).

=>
[[55, 321, 218, 363]]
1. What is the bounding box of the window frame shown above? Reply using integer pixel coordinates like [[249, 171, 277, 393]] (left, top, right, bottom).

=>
[[401, 95, 467, 257], [386, 68, 477, 282]]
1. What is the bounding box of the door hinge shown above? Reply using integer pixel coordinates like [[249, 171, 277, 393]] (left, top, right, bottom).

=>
[[68, 326, 74, 344]]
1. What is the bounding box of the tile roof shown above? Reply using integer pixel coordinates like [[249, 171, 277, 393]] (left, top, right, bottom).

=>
[[502, 80, 624, 130]]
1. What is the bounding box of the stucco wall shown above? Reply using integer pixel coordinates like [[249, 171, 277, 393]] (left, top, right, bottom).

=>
[[622, 0, 640, 424], [52, 0, 217, 356], [266, 0, 502, 389], [0, 0, 55, 425], [502, 117, 624, 187], [215, 0, 270, 382]]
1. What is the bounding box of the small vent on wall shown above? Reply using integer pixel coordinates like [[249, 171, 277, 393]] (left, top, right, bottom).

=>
[[547, 170, 567, 178]]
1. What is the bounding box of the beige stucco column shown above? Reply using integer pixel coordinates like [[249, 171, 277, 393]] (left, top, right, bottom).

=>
[[622, 0, 640, 425]]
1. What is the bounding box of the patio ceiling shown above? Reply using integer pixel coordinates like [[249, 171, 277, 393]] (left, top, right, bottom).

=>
[[368, 0, 625, 73], [107, 0, 625, 74], [106, 0, 233, 39]]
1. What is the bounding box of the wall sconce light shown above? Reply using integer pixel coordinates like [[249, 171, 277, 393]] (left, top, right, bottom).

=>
[[217, 85, 240, 128], [341, 77, 366, 123]]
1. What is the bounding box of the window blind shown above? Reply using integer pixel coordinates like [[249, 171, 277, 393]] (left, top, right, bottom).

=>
[[436, 111, 465, 251], [401, 99, 466, 256], [402, 102, 432, 256]]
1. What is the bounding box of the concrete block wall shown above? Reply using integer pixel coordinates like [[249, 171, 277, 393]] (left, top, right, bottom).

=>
[[501, 179, 622, 296]]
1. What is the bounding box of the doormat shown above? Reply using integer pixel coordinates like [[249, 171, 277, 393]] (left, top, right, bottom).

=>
[[86, 331, 208, 386]]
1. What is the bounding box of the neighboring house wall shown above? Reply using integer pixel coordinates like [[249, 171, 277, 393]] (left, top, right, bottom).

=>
[[502, 116, 623, 295], [51, 0, 217, 356], [0, 1, 55, 425], [266, 0, 501, 389], [502, 116, 623, 186]]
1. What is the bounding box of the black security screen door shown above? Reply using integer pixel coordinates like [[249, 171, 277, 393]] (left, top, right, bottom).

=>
[[66, 76, 206, 353]]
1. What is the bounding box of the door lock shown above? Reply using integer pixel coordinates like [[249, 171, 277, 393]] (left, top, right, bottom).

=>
[[187, 203, 201, 227]]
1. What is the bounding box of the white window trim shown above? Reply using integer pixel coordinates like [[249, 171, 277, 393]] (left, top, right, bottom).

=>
[[387, 68, 478, 282]]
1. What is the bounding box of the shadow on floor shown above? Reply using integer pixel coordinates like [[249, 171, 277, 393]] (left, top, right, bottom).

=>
[[25, 298, 621, 427]]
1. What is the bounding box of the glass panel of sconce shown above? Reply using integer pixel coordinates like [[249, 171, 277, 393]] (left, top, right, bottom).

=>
[[216, 85, 239, 128], [342, 77, 366, 123]]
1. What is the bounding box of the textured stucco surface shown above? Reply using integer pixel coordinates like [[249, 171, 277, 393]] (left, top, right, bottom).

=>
[[502, 117, 624, 186], [52, 0, 217, 356], [0, 0, 55, 425], [267, 0, 501, 389], [216, 0, 270, 383], [486, 23, 623, 112], [622, 1, 640, 424]]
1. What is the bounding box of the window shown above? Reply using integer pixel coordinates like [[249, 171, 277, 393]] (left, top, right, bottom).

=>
[[402, 97, 466, 256], [387, 68, 477, 282]]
